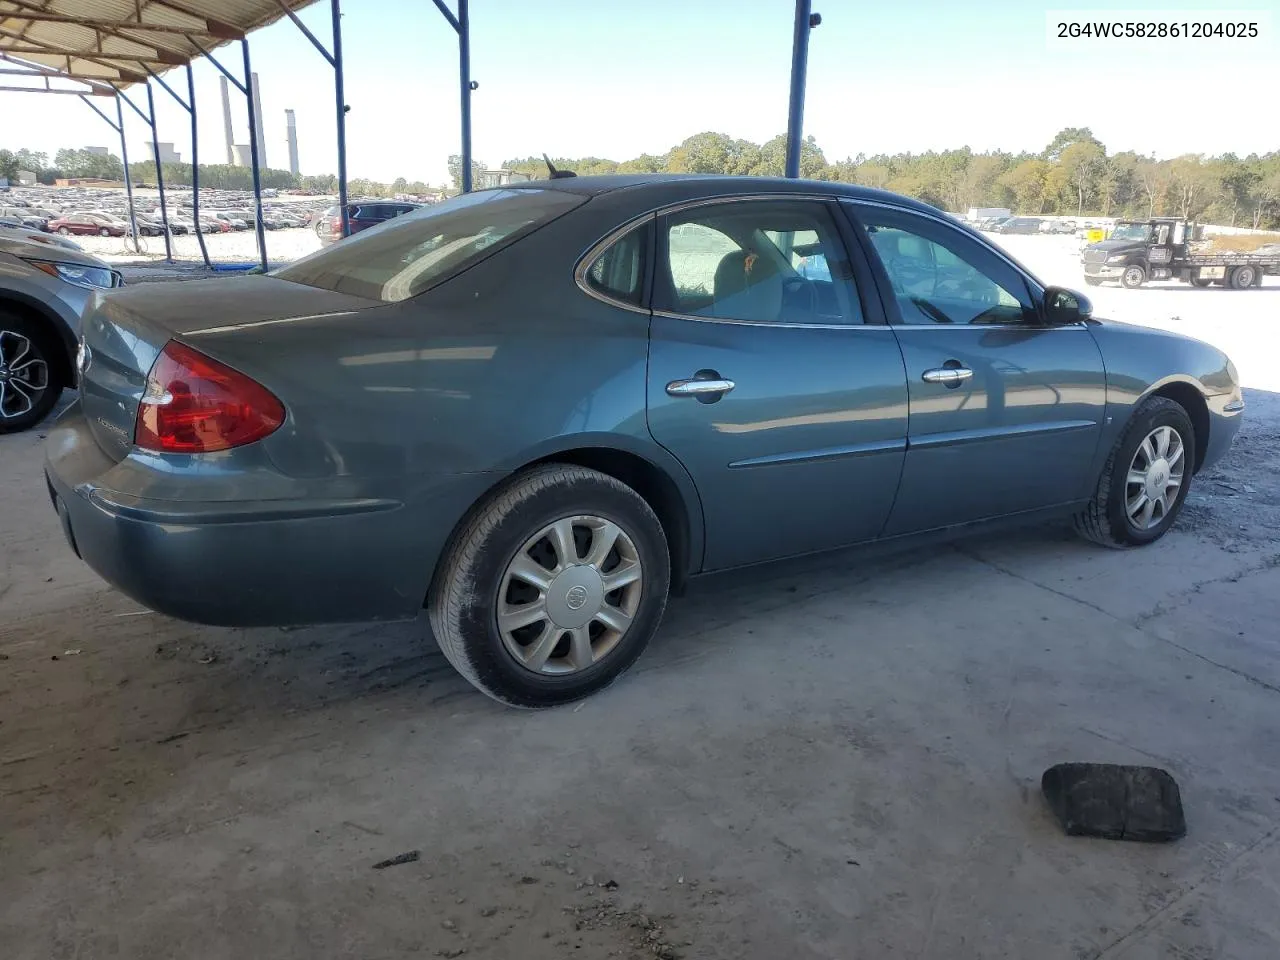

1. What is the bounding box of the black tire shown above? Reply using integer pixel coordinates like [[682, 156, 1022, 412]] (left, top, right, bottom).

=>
[[1229, 265, 1257, 290], [99, 228, 110, 237], [428, 464, 671, 707], [0, 311, 63, 434], [57, 226, 70, 236], [1074, 396, 1195, 548], [1121, 264, 1147, 289], [1190, 277, 1212, 287]]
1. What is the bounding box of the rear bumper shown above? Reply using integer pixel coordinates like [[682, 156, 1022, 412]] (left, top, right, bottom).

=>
[[44, 401, 493, 628]]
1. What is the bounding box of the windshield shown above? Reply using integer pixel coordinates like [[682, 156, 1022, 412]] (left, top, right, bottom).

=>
[[275, 189, 585, 302], [1109, 223, 1151, 242]]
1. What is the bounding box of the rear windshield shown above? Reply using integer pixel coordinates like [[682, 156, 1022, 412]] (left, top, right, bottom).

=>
[[276, 189, 584, 302]]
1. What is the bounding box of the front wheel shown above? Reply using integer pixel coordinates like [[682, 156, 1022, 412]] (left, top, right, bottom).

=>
[[0, 312, 62, 434], [1121, 264, 1147, 289], [1190, 277, 1212, 287], [429, 464, 671, 706], [1074, 396, 1195, 548], [1084, 277, 1102, 286], [57, 227, 70, 236]]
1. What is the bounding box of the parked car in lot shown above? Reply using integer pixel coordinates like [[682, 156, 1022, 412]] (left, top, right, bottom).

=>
[[0, 225, 84, 252], [48, 213, 127, 237], [46, 176, 1243, 705], [995, 216, 1044, 234], [0, 234, 122, 432], [315, 200, 423, 245]]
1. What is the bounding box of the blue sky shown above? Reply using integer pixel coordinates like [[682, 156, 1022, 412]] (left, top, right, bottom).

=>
[[3, 0, 1276, 183]]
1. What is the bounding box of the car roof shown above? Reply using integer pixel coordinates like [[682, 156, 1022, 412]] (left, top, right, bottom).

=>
[[499, 173, 949, 217]]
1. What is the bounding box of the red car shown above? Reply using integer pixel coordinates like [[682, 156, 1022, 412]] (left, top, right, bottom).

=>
[[48, 213, 127, 237], [314, 201, 422, 246]]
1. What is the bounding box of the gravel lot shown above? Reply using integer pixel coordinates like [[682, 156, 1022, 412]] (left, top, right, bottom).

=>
[[2, 236, 1279, 959]]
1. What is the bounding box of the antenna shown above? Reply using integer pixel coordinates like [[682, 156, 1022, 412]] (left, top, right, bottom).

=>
[[542, 153, 577, 179]]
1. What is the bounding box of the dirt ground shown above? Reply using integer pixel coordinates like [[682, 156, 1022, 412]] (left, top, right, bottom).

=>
[[3, 241, 1280, 959]]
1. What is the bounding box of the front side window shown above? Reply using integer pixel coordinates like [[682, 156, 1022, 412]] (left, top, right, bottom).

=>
[[852, 206, 1034, 326], [656, 200, 862, 325], [583, 222, 650, 308], [275, 188, 585, 303]]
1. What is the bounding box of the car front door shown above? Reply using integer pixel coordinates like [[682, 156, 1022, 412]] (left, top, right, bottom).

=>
[[645, 197, 909, 571], [844, 201, 1107, 535]]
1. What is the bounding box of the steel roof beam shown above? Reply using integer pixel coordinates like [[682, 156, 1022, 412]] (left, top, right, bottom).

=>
[[0, 10, 244, 40], [0, 43, 185, 64], [0, 81, 112, 95]]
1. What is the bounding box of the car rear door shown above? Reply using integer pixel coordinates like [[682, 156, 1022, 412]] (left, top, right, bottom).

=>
[[644, 196, 909, 571], [843, 200, 1106, 535]]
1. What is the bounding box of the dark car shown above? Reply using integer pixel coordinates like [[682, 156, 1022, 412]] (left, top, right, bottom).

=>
[[46, 176, 1243, 706], [47, 213, 127, 237], [995, 217, 1043, 235], [315, 201, 423, 245]]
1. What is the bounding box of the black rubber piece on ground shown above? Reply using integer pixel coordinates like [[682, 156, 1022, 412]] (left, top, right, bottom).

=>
[[371, 850, 420, 869], [1041, 763, 1186, 842]]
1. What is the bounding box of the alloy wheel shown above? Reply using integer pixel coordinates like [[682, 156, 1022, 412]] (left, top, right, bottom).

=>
[[0, 330, 50, 422], [496, 515, 644, 675], [1125, 425, 1185, 530]]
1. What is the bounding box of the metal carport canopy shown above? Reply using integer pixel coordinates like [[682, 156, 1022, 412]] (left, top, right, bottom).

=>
[[0, 0, 318, 88]]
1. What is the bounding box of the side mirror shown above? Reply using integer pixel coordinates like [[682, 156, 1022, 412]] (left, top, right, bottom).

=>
[[1043, 286, 1092, 325]]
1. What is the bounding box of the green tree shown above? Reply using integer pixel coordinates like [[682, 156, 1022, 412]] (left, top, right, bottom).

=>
[[999, 159, 1049, 213], [447, 154, 485, 191], [1043, 126, 1102, 163], [1059, 140, 1106, 215], [0, 149, 17, 182]]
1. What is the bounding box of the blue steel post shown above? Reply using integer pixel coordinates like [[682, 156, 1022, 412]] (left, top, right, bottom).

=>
[[459, 0, 472, 193], [186, 64, 211, 269], [785, 0, 817, 179], [146, 82, 173, 262], [332, 0, 350, 236], [115, 94, 141, 253], [241, 38, 268, 271]]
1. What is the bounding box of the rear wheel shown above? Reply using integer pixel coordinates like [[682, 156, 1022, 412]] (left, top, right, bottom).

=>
[[429, 464, 671, 706], [1074, 396, 1195, 548], [0, 312, 62, 434], [1190, 276, 1212, 287], [98, 228, 110, 237], [1121, 264, 1147, 289], [1229, 265, 1257, 289]]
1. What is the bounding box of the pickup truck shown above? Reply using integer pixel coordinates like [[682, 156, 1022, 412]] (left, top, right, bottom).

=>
[[1081, 217, 1280, 289]]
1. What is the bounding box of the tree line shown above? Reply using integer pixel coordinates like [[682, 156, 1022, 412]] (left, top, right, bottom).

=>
[[502, 128, 1280, 229], [8, 128, 1280, 228]]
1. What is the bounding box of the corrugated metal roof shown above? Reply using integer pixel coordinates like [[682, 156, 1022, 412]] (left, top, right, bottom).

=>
[[0, 0, 319, 91]]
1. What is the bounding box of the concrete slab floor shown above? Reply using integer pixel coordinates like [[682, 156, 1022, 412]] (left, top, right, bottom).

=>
[[2, 391, 1279, 960]]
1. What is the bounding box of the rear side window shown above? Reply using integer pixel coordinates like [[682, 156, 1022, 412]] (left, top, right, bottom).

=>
[[583, 223, 650, 308], [276, 188, 586, 303]]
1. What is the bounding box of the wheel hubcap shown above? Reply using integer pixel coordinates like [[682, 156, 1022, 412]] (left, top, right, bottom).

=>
[[1125, 267, 1142, 284], [0, 330, 50, 421], [1126, 425, 1185, 530], [497, 515, 643, 676]]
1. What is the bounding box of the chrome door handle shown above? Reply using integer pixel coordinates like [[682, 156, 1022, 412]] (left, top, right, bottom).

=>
[[666, 378, 736, 397], [921, 367, 973, 385]]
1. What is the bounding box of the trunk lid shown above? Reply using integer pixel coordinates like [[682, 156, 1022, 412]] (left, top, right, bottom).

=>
[[78, 276, 377, 461]]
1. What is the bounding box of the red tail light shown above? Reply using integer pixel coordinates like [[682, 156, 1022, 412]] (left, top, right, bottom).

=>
[[135, 341, 284, 453]]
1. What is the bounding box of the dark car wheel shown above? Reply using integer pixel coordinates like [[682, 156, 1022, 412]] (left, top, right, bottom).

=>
[[1074, 396, 1195, 548], [0, 312, 62, 434], [99, 228, 110, 237], [57, 226, 70, 235], [429, 464, 671, 707], [1190, 277, 1212, 287], [1121, 264, 1146, 289], [1229, 265, 1257, 289]]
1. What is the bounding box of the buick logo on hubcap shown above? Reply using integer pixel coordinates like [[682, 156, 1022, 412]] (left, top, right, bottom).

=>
[[564, 585, 589, 610]]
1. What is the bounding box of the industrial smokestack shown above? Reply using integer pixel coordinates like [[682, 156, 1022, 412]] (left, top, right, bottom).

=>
[[285, 109, 299, 176], [220, 75, 235, 165], [251, 73, 267, 171]]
